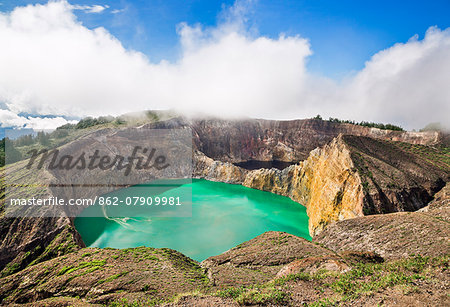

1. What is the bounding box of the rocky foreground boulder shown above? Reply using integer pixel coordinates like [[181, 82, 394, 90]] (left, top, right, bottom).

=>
[[200, 231, 333, 288]]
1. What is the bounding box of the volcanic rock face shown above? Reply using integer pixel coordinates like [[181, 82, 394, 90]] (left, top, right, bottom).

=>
[[194, 132, 448, 236], [190, 118, 447, 237], [191, 118, 442, 163], [193, 151, 247, 184], [243, 136, 365, 236], [0, 217, 83, 278], [313, 183, 450, 260]]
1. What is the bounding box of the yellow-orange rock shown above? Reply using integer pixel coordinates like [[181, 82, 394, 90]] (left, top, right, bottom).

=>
[[242, 135, 364, 236]]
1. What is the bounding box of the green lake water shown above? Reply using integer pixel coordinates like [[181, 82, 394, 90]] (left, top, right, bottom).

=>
[[74, 179, 310, 262]]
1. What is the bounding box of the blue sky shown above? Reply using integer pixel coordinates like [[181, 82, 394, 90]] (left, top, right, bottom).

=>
[[1, 0, 450, 131], [2, 0, 450, 79]]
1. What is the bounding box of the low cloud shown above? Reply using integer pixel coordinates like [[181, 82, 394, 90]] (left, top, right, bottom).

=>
[[0, 0, 449, 130], [0, 109, 76, 130]]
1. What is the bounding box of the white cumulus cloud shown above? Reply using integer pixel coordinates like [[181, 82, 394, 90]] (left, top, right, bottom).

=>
[[0, 0, 449, 130], [343, 27, 450, 128]]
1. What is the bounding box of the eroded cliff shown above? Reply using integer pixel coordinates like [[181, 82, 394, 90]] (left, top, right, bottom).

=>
[[194, 134, 448, 236], [313, 182, 450, 260], [191, 118, 442, 163], [242, 136, 365, 236]]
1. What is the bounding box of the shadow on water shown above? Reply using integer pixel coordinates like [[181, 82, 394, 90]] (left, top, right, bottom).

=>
[[234, 160, 296, 170]]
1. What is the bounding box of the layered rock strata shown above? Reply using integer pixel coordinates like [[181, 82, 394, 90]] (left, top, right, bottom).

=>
[[194, 134, 448, 236]]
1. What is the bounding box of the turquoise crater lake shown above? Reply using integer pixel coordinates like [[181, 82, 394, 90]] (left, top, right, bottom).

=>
[[74, 179, 310, 262]]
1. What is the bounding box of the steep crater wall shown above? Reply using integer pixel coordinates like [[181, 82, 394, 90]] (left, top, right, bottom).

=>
[[194, 134, 449, 236], [190, 118, 442, 163], [194, 136, 365, 236]]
